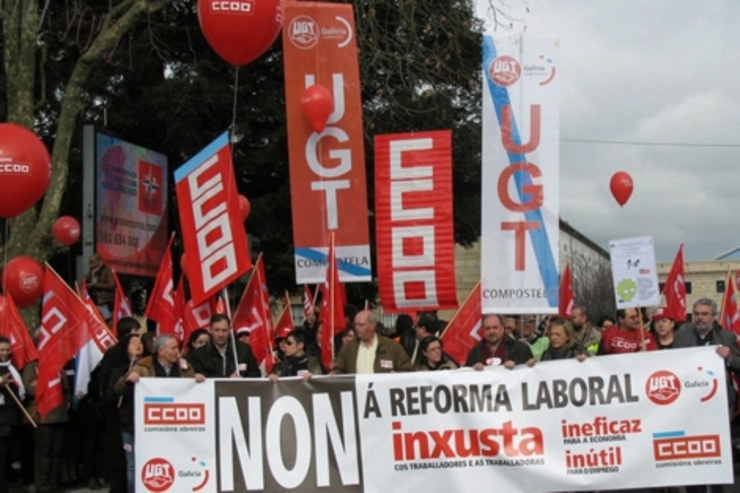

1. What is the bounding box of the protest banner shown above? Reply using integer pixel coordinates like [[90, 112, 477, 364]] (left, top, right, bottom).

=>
[[609, 236, 661, 309], [481, 32, 560, 314], [135, 347, 731, 492]]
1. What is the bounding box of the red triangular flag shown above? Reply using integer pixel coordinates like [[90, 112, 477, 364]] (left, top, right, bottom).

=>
[[662, 244, 687, 322], [303, 285, 314, 320], [720, 270, 740, 339], [439, 281, 482, 366], [0, 294, 40, 369], [319, 235, 346, 370], [112, 270, 132, 334], [559, 263, 574, 318], [145, 235, 179, 336], [38, 265, 116, 419], [233, 255, 274, 373], [274, 292, 295, 340]]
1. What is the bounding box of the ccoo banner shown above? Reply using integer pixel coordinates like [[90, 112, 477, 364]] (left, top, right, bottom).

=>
[[282, 1, 371, 284], [374, 130, 458, 312], [136, 347, 731, 492], [481, 33, 560, 314]]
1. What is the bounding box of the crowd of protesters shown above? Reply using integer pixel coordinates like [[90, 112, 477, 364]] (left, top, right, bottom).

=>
[[0, 289, 735, 493]]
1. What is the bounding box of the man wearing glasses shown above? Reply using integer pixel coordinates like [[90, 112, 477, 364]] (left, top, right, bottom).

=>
[[673, 298, 740, 493], [332, 310, 412, 374]]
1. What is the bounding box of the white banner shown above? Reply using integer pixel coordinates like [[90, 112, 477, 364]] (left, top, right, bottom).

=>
[[481, 33, 560, 314], [135, 347, 732, 492], [609, 235, 661, 309]]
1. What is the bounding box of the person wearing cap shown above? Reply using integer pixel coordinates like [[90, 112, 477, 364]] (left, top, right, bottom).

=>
[[268, 330, 322, 381], [235, 326, 251, 345], [651, 307, 676, 350]]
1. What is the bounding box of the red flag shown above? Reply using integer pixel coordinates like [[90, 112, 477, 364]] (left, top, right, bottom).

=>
[[0, 294, 40, 369], [559, 263, 573, 318], [319, 235, 346, 370], [303, 285, 314, 320], [145, 235, 179, 336], [440, 281, 482, 366], [662, 244, 687, 322], [182, 291, 217, 345], [174, 133, 252, 304], [720, 270, 740, 338], [171, 279, 186, 342], [112, 270, 132, 334], [233, 255, 274, 373], [38, 266, 116, 419], [274, 292, 295, 340]]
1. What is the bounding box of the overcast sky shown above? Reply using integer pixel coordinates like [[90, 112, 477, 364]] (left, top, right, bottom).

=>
[[476, 0, 740, 262]]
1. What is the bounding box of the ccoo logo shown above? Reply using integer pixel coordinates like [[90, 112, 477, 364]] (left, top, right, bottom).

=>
[[646, 370, 681, 405], [488, 55, 521, 87], [142, 457, 175, 492]]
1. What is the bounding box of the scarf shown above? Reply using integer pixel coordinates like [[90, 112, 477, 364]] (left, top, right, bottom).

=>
[[0, 360, 25, 401], [279, 354, 308, 377]]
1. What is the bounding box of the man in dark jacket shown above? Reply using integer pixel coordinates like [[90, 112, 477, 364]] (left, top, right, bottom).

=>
[[466, 314, 534, 369], [190, 314, 261, 378], [400, 313, 437, 364]]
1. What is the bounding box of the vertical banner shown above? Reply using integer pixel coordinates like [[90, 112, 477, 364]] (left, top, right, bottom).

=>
[[374, 131, 458, 311], [609, 236, 660, 309], [481, 33, 559, 314], [174, 133, 252, 305], [283, 1, 371, 284], [94, 130, 168, 276]]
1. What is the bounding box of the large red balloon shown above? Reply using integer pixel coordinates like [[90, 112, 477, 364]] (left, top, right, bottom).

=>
[[0, 123, 52, 218], [302, 85, 334, 133], [52, 216, 81, 247], [2, 256, 44, 308], [197, 0, 282, 66], [238, 195, 251, 221], [609, 171, 634, 207]]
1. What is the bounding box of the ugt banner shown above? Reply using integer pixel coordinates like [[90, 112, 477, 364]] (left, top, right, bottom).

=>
[[282, 1, 371, 284], [481, 33, 559, 314], [174, 133, 252, 305], [374, 131, 458, 311], [135, 347, 731, 492], [95, 131, 168, 276]]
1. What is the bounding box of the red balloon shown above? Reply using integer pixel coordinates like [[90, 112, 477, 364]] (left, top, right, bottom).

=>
[[238, 195, 251, 221], [52, 216, 81, 247], [0, 295, 6, 319], [0, 123, 51, 218], [2, 256, 44, 308], [302, 85, 333, 133], [609, 171, 634, 207], [197, 0, 282, 66]]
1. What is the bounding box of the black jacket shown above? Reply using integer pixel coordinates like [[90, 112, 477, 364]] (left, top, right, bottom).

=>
[[190, 340, 261, 378], [465, 338, 533, 367], [0, 366, 21, 430]]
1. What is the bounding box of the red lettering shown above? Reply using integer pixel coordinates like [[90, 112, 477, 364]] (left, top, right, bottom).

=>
[[497, 162, 543, 212], [501, 104, 541, 154], [501, 221, 540, 271]]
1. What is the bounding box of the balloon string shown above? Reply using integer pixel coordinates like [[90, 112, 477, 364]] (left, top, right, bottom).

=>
[[2, 220, 7, 296], [230, 66, 239, 139]]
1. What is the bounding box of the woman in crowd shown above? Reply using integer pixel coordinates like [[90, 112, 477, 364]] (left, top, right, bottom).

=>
[[414, 336, 458, 371], [597, 315, 615, 330], [650, 307, 676, 349], [108, 334, 144, 493], [539, 318, 588, 362], [269, 330, 322, 381], [185, 329, 211, 362], [0, 336, 21, 493]]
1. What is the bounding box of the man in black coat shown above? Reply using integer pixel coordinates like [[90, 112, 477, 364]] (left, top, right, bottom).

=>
[[466, 314, 534, 370], [190, 314, 261, 378]]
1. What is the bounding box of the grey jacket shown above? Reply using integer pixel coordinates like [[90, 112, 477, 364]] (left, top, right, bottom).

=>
[[673, 324, 740, 413]]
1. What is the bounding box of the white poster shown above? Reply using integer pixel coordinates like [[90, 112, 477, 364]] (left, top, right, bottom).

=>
[[480, 32, 560, 314], [135, 348, 732, 493], [609, 235, 661, 308]]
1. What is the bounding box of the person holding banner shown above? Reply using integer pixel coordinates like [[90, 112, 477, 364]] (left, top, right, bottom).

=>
[[190, 314, 260, 378], [332, 310, 412, 374], [538, 318, 588, 362], [466, 314, 534, 370], [598, 308, 656, 355], [650, 307, 676, 350], [268, 331, 322, 381], [414, 336, 458, 371]]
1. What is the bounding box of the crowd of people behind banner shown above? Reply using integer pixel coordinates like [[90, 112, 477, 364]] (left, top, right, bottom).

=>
[[0, 273, 738, 493]]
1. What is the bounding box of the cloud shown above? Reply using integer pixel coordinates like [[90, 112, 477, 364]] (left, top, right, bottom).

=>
[[478, 0, 740, 261]]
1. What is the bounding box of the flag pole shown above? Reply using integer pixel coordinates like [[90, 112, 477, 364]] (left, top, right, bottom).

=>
[[330, 232, 336, 362], [223, 286, 240, 377], [637, 306, 646, 346], [438, 280, 481, 340], [4, 383, 36, 428]]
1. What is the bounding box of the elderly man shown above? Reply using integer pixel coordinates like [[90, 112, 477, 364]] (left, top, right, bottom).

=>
[[333, 310, 412, 374], [466, 314, 534, 370], [673, 298, 740, 493], [191, 314, 261, 378], [570, 305, 601, 355]]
